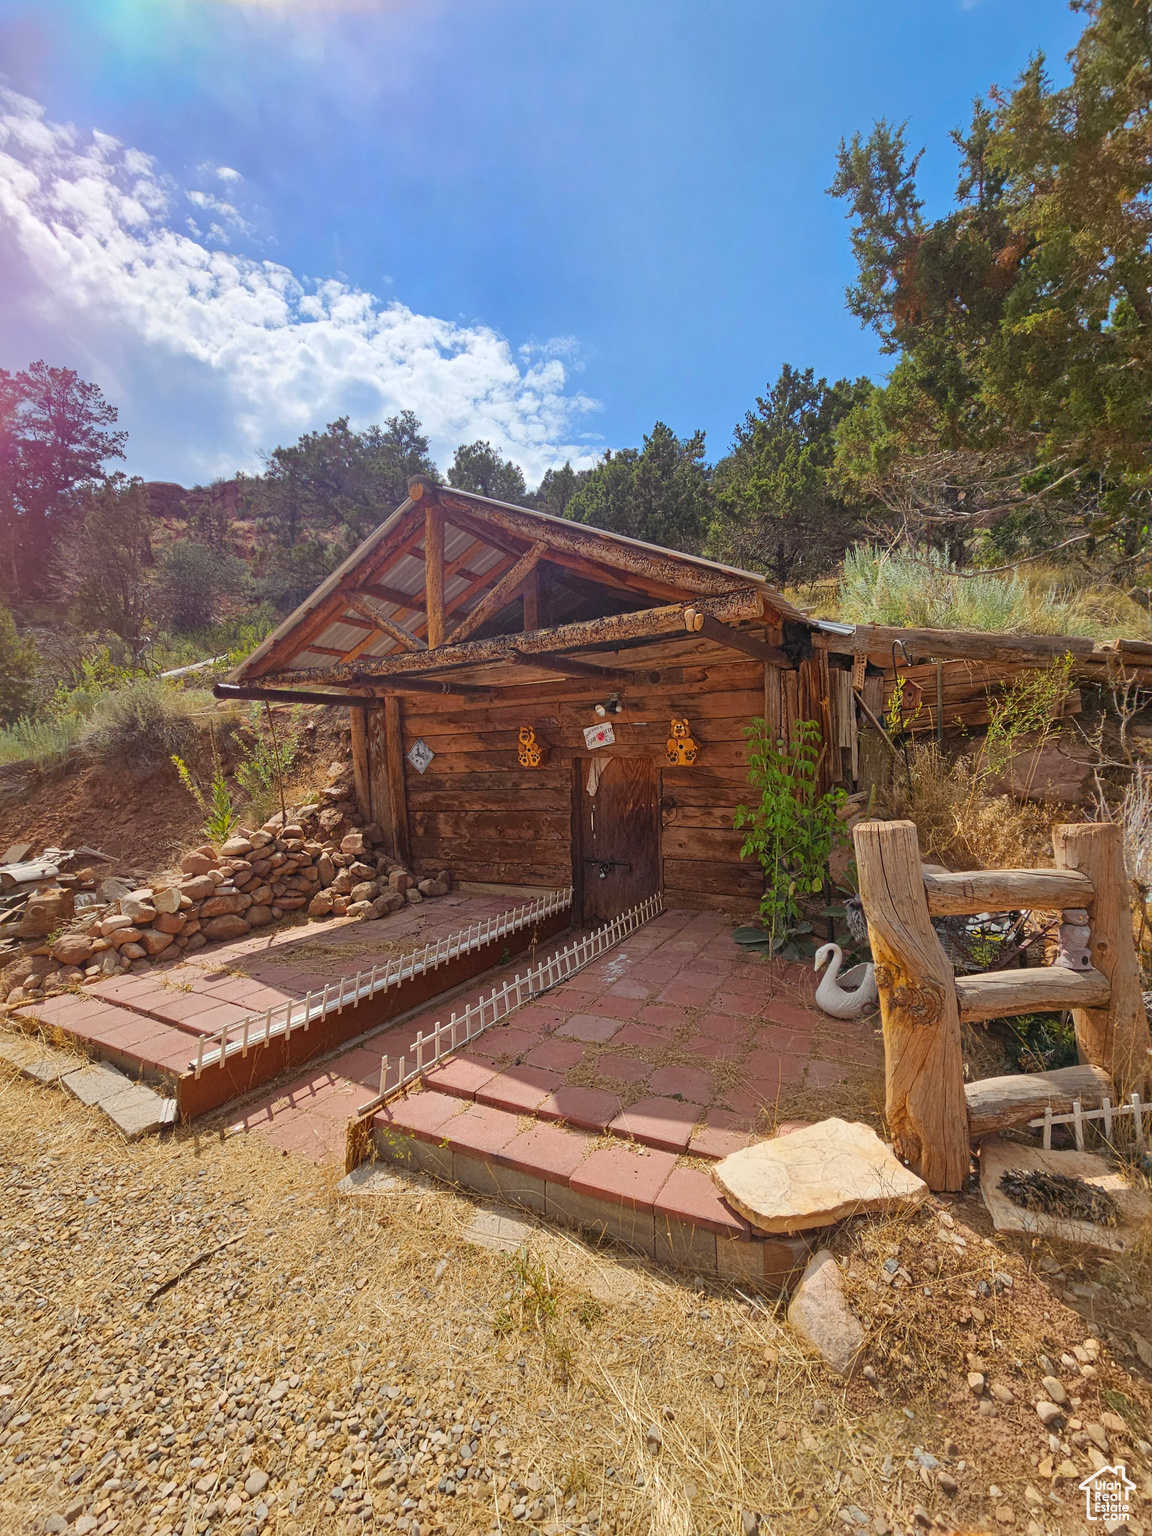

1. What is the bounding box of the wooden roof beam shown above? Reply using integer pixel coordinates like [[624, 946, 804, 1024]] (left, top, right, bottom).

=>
[[684, 608, 790, 667], [261, 588, 763, 687], [508, 651, 631, 683], [344, 592, 426, 652], [445, 542, 546, 647]]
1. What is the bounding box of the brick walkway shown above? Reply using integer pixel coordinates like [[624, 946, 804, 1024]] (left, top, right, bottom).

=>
[[229, 908, 884, 1188]]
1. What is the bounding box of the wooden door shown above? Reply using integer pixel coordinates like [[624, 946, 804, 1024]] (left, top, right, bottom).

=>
[[575, 756, 661, 923]]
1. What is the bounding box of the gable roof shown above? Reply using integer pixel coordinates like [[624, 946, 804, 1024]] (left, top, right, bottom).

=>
[[230, 484, 805, 690]]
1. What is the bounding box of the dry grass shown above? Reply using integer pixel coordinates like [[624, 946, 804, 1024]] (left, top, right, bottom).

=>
[[882, 741, 1057, 871]]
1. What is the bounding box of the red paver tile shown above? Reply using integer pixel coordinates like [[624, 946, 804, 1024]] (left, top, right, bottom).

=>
[[655, 1166, 750, 1237], [333, 1048, 384, 1086], [817, 1037, 882, 1065], [594, 1053, 650, 1085], [718, 973, 770, 998], [688, 1121, 758, 1160], [555, 1013, 623, 1044], [761, 999, 821, 1032], [655, 982, 714, 1008], [695, 1012, 749, 1042], [607, 1096, 697, 1153], [744, 1049, 810, 1086], [681, 1034, 743, 1063], [499, 1120, 591, 1184], [569, 1143, 677, 1211], [524, 1038, 587, 1073], [443, 1103, 521, 1161], [508, 1003, 568, 1034], [605, 978, 650, 1000], [143, 992, 220, 1025], [585, 993, 645, 1022], [422, 1055, 499, 1101], [182, 1001, 253, 1035], [636, 1004, 689, 1030], [749, 1025, 805, 1055], [375, 1089, 465, 1142], [646, 1064, 714, 1105], [536, 1083, 622, 1132], [469, 1027, 544, 1062], [476, 1066, 562, 1115], [611, 1023, 666, 1052], [806, 1060, 851, 1088]]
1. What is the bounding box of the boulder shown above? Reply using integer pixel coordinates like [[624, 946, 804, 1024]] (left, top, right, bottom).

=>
[[201, 914, 251, 941], [275, 895, 307, 910], [370, 891, 405, 919], [180, 852, 217, 877], [51, 934, 94, 967], [154, 911, 186, 935], [418, 878, 449, 898], [341, 832, 367, 857], [246, 884, 274, 906], [348, 860, 376, 880], [404, 888, 423, 904], [318, 808, 347, 834], [712, 1118, 928, 1234], [121, 890, 158, 924], [388, 870, 414, 894], [220, 837, 254, 857], [331, 871, 354, 895], [246, 905, 275, 927], [989, 738, 1091, 805], [98, 876, 134, 904], [108, 926, 143, 950], [346, 900, 374, 918], [138, 928, 175, 956], [178, 874, 217, 901], [281, 823, 304, 840], [308, 891, 335, 917], [201, 892, 249, 918], [787, 1250, 865, 1377], [316, 855, 336, 887], [19, 887, 74, 938], [119, 941, 147, 960], [184, 932, 207, 952], [350, 880, 380, 903], [100, 913, 136, 937], [151, 886, 181, 914]]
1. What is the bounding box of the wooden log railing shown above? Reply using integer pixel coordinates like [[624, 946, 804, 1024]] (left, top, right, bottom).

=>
[[853, 819, 1151, 1192]]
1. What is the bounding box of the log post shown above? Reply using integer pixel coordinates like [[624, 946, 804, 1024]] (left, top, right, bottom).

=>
[[424, 504, 445, 649], [349, 703, 371, 826], [1052, 822, 1151, 1098], [853, 819, 969, 1191], [384, 694, 411, 867]]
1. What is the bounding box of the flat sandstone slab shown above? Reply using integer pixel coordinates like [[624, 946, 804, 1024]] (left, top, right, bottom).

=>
[[979, 1136, 1152, 1253], [713, 1117, 928, 1234]]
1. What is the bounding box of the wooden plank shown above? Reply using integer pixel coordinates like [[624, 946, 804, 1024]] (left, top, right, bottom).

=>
[[399, 718, 754, 757], [410, 811, 571, 841], [425, 504, 445, 648], [403, 741, 754, 772], [509, 651, 632, 684], [399, 684, 763, 736], [853, 818, 968, 1192], [407, 788, 570, 812], [523, 567, 539, 631], [692, 613, 790, 666], [659, 827, 747, 861], [1053, 822, 1151, 1097], [445, 542, 548, 646], [662, 859, 761, 897], [349, 705, 371, 825], [385, 695, 410, 866], [366, 706, 394, 851], [955, 965, 1111, 1024], [420, 853, 572, 885], [823, 624, 1098, 663], [923, 867, 1095, 917], [344, 592, 426, 651], [965, 1064, 1113, 1138]]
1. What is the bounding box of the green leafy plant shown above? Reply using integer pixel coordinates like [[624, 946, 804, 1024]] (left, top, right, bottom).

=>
[[79, 678, 201, 777], [234, 702, 301, 820], [981, 654, 1075, 780], [172, 730, 240, 845], [734, 718, 847, 949]]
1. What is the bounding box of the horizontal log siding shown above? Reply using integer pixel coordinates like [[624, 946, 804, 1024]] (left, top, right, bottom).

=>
[[396, 652, 766, 909]]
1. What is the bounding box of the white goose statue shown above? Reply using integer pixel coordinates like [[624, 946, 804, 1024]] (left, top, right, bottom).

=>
[[813, 943, 878, 1019]]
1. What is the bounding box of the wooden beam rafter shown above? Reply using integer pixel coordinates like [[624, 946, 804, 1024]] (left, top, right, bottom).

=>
[[344, 592, 426, 652], [684, 610, 790, 667], [445, 542, 546, 647], [425, 504, 445, 648], [508, 651, 631, 683]]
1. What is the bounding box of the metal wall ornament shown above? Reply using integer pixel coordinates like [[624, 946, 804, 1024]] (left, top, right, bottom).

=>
[[666, 717, 698, 766], [406, 738, 435, 774], [517, 726, 549, 768]]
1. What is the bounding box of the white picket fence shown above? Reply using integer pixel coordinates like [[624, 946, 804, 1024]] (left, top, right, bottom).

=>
[[1033, 1091, 1151, 1153], [189, 887, 572, 1078], [356, 891, 664, 1117]]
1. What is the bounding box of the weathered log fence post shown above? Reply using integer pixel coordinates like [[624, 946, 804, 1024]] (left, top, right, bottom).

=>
[[1053, 822, 1151, 1101], [853, 819, 969, 1191]]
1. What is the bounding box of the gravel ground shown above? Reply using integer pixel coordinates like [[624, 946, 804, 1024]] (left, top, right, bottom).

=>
[[3, 1051, 1152, 1536]]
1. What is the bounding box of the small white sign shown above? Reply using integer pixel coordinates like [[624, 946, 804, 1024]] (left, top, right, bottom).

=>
[[583, 722, 615, 750], [407, 738, 435, 774], [1081, 1466, 1135, 1523]]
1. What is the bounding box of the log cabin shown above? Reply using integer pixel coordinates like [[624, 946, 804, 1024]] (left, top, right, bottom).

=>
[[220, 477, 1147, 922], [220, 478, 849, 921]]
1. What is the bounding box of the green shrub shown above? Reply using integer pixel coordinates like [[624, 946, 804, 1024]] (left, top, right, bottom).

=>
[[80, 679, 202, 777], [154, 539, 247, 633], [0, 714, 81, 771], [234, 703, 302, 821]]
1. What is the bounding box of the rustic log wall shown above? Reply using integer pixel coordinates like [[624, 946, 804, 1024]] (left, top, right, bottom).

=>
[[372, 636, 771, 910]]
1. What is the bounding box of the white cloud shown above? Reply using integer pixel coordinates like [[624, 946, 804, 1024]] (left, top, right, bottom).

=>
[[0, 89, 600, 485]]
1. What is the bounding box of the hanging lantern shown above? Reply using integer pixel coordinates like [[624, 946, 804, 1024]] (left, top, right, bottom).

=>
[[666, 717, 698, 766], [517, 726, 549, 768]]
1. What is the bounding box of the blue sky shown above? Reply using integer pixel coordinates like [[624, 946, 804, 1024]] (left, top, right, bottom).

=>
[[0, 0, 1083, 487]]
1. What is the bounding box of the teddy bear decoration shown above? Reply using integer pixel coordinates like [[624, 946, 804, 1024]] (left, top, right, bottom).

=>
[[517, 726, 548, 768], [666, 717, 698, 766]]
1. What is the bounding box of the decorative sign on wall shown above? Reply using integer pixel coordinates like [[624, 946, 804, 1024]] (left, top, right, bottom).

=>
[[583, 722, 615, 750], [517, 726, 549, 768], [666, 717, 698, 765], [406, 738, 435, 774]]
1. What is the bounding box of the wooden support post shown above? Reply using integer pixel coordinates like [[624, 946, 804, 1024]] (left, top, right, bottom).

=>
[[349, 703, 371, 825], [523, 568, 539, 632], [853, 819, 969, 1191], [384, 694, 410, 867], [425, 504, 445, 649], [1052, 822, 1151, 1099]]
